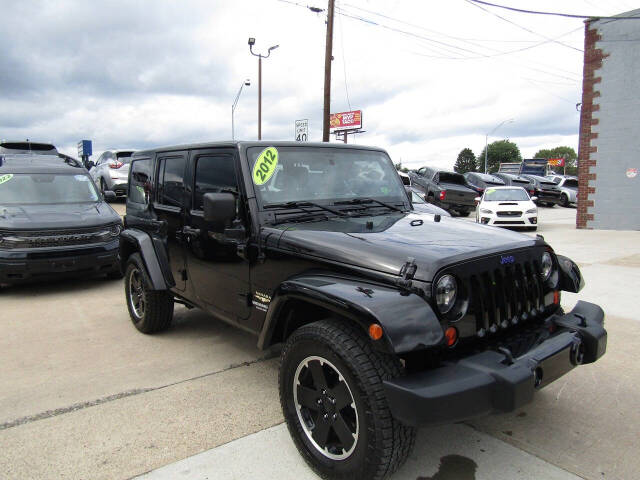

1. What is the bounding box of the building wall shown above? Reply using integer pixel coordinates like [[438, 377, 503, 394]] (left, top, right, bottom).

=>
[[577, 10, 640, 230]]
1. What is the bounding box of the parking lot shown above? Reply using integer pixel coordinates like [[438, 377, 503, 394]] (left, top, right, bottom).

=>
[[1, 204, 639, 480]]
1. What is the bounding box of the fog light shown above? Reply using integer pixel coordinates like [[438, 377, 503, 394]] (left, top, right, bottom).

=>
[[530, 217, 537, 224], [444, 326, 458, 347], [481, 217, 490, 224]]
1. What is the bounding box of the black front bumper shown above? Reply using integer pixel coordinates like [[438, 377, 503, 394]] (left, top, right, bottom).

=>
[[0, 240, 120, 284], [383, 301, 606, 427]]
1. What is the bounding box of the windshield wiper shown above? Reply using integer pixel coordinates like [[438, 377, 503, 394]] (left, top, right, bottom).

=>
[[333, 197, 404, 212], [263, 201, 346, 216]]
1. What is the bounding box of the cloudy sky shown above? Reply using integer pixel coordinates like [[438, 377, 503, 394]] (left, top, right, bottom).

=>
[[1, 0, 636, 170]]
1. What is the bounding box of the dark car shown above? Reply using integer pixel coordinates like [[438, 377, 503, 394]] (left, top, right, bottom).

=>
[[120, 141, 606, 480], [408, 187, 451, 217], [0, 140, 58, 155], [494, 172, 536, 196], [521, 174, 563, 207], [463, 172, 505, 195], [0, 154, 122, 285], [408, 167, 477, 216]]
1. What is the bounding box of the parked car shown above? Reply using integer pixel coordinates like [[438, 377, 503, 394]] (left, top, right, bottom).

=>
[[398, 170, 411, 187], [520, 174, 562, 207], [120, 141, 606, 480], [0, 154, 122, 285], [409, 187, 451, 216], [475, 186, 538, 231], [493, 172, 536, 195], [0, 140, 58, 155], [546, 175, 578, 207], [409, 167, 477, 216], [89, 149, 135, 197], [463, 172, 505, 195]]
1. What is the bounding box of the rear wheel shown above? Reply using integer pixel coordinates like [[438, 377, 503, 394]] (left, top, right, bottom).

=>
[[458, 209, 471, 217], [124, 253, 173, 333], [280, 319, 416, 480]]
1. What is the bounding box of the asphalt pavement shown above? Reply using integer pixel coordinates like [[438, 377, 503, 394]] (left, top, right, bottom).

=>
[[1, 203, 638, 480]]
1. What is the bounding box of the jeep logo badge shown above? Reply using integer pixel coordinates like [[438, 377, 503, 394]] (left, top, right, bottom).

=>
[[500, 255, 515, 265]]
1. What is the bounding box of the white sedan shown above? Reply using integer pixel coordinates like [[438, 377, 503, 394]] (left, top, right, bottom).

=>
[[475, 186, 538, 231]]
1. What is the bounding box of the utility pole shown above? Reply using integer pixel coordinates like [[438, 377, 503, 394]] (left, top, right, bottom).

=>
[[322, 0, 335, 142], [248, 38, 279, 141]]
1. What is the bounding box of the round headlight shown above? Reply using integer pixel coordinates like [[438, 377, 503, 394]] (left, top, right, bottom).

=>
[[541, 252, 553, 280], [436, 274, 457, 314]]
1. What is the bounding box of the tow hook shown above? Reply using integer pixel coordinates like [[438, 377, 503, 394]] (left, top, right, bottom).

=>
[[570, 338, 585, 365]]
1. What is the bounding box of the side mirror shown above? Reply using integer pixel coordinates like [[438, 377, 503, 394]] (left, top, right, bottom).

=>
[[203, 192, 236, 224], [531, 196, 538, 202], [86, 161, 95, 169], [474, 196, 481, 203], [103, 190, 116, 202]]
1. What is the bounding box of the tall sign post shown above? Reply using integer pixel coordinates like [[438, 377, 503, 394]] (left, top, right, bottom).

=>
[[329, 110, 363, 143], [77, 140, 92, 169], [295, 119, 308, 141], [322, 0, 335, 142]]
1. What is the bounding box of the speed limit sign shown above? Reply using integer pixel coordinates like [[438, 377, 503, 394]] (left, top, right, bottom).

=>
[[295, 119, 308, 142]]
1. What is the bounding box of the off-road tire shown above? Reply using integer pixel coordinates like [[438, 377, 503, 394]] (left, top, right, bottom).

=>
[[124, 253, 173, 333], [279, 319, 416, 480], [560, 194, 570, 208]]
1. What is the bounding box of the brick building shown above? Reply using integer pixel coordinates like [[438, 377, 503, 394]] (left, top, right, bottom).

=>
[[577, 9, 640, 230]]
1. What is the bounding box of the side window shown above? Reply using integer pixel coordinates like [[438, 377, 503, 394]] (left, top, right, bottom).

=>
[[129, 158, 152, 204], [417, 167, 426, 176], [552, 177, 561, 184], [193, 155, 238, 211], [157, 156, 186, 208]]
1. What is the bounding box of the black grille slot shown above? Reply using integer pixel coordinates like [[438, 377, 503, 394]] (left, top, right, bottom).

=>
[[470, 259, 543, 335]]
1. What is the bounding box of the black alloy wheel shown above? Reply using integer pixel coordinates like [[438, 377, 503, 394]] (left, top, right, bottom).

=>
[[280, 319, 416, 480], [561, 193, 570, 208]]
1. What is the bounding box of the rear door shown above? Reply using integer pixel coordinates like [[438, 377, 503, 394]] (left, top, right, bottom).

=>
[[154, 151, 188, 291]]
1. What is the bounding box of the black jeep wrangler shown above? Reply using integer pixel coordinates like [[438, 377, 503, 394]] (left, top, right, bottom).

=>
[[120, 142, 606, 480]]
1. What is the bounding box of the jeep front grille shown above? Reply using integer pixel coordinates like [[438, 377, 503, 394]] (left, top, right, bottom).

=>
[[468, 260, 545, 337], [0, 226, 119, 249]]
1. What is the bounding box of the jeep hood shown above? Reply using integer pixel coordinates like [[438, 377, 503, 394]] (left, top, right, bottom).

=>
[[0, 202, 120, 230], [276, 212, 539, 281]]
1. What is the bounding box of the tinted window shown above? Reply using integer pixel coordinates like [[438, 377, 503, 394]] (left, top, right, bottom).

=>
[[116, 151, 134, 164], [157, 156, 185, 207], [564, 179, 578, 188], [193, 155, 237, 211], [129, 158, 152, 204], [438, 172, 466, 185]]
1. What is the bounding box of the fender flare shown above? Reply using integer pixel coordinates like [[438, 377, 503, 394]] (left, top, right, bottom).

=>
[[258, 275, 444, 354], [119, 228, 170, 290], [556, 254, 584, 293]]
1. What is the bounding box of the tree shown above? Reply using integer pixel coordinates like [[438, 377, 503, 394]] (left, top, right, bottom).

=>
[[453, 148, 477, 174], [394, 162, 409, 173], [533, 146, 578, 176], [476, 140, 522, 173]]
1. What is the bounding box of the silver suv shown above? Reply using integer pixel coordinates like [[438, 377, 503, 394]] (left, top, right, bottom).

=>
[[89, 149, 135, 197], [546, 174, 578, 207]]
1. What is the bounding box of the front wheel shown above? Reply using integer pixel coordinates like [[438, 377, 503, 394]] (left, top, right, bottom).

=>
[[279, 319, 416, 480], [124, 253, 174, 333], [560, 194, 570, 207]]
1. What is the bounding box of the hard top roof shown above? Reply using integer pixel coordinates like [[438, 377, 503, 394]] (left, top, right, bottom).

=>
[[132, 141, 386, 157], [0, 154, 86, 174], [0, 140, 58, 154]]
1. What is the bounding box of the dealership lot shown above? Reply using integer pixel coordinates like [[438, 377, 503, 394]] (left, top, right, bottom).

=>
[[1, 205, 639, 480]]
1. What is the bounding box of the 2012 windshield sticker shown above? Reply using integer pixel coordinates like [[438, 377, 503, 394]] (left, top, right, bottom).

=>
[[252, 147, 278, 185], [0, 174, 13, 185]]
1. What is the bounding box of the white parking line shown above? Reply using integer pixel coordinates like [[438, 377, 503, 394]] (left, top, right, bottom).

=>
[[136, 422, 581, 480]]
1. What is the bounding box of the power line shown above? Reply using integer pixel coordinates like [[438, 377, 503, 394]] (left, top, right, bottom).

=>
[[467, 0, 640, 20], [337, 1, 352, 110], [463, 0, 583, 52]]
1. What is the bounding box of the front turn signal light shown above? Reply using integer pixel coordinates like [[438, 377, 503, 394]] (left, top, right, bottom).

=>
[[369, 324, 383, 341], [445, 326, 458, 347]]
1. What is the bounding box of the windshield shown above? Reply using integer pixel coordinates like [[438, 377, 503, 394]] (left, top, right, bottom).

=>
[[0, 173, 99, 204], [438, 172, 465, 185], [484, 188, 530, 202], [247, 146, 408, 207]]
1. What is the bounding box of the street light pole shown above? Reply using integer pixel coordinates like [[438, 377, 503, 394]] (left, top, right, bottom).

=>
[[248, 38, 279, 141], [232, 79, 250, 140], [484, 118, 514, 173]]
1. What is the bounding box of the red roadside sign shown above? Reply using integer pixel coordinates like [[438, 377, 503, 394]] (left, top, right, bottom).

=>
[[330, 110, 362, 132]]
